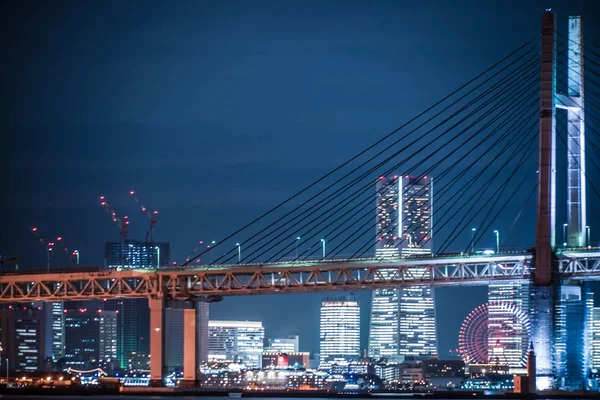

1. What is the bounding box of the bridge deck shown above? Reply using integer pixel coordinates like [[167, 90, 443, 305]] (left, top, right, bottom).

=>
[[0, 251, 597, 302]]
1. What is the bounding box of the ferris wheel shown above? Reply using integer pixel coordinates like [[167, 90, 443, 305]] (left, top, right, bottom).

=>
[[458, 301, 532, 367]]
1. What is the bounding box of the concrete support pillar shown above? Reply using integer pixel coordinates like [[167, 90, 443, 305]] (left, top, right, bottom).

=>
[[535, 10, 557, 286], [182, 308, 197, 387], [149, 297, 165, 387]]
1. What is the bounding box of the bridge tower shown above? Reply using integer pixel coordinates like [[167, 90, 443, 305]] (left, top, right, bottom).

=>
[[557, 17, 587, 248], [533, 12, 590, 391], [531, 10, 557, 391]]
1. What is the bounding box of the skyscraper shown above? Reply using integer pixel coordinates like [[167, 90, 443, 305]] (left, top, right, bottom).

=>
[[208, 320, 265, 367], [44, 302, 65, 361], [104, 240, 170, 366], [319, 297, 360, 368], [591, 307, 600, 371], [0, 307, 45, 372], [487, 282, 531, 367], [64, 308, 117, 369], [369, 175, 437, 361], [553, 283, 593, 390]]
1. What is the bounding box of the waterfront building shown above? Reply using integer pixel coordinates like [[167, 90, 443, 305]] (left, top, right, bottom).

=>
[[262, 351, 310, 368], [319, 297, 360, 368], [265, 335, 299, 353], [208, 320, 264, 367]]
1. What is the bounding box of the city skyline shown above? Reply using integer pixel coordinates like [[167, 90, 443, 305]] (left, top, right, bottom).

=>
[[3, 1, 600, 390]]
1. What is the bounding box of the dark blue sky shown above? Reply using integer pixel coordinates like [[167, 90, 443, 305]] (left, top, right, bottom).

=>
[[3, 0, 600, 356]]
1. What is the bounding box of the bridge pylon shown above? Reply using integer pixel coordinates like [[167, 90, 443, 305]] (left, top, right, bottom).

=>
[[532, 11, 590, 391]]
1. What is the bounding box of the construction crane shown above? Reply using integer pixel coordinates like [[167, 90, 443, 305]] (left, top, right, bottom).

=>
[[31, 227, 55, 272], [99, 195, 129, 265], [129, 190, 158, 242], [100, 196, 129, 239], [56, 236, 80, 265]]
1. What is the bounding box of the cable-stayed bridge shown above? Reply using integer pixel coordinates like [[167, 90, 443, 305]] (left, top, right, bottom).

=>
[[5, 11, 600, 391]]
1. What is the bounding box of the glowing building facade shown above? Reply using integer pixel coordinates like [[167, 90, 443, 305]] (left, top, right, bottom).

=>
[[591, 307, 600, 371], [370, 175, 436, 361], [553, 283, 593, 390], [64, 309, 118, 368], [266, 335, 300, 353], [208, 320, 265, 367], [487, 282, 531, 367], [320, 297, 360, 368]]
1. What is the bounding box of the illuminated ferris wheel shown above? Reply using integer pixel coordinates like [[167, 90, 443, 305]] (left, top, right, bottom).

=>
[[458, 301, 532, 367]]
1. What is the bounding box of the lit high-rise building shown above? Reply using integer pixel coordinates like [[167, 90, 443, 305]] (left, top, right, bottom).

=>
[[319, 297, 360, 368], [104, 240, 170, 269], [368, 287, 399, 361], [104, 240, 170, 366], [591, 307, 600, 371], [487, 282, 531, 367], [398, 286, 437, 358], [64, 308, 117, 369], [266, 335, 300, 353], [553, 283, 593, 390], [208, 320, 264, 367], [370, 175, 437, 361], [0, 307, 46, 372], [375, 175, 401, 259], [44, 302, 65, 361]]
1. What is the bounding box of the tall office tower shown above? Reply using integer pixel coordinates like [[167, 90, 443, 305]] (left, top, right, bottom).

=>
[[398, 286, 437, 358], [0, 307, 45, 372], [592, 307, 600, 371], [370, 175, 436, 361], [368, 287, 399, 361], [104, 240, 170, 365], [43, 302, 65, 360], [375, 175, 401, 258], [208, 320, 265, 367], [64, 309, 118, 369], [553, 283, 594, 390], [487, 282, 531, 367], [399, 175, 432, 255], [319, 297, 360, 368], [266, 335, 300, 353]]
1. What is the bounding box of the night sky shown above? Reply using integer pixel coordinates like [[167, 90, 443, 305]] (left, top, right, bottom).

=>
[[3, 0, 600, 357]]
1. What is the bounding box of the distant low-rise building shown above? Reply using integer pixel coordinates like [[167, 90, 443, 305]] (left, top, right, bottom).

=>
[[262, 351, 309, 368], [208, 320, 264, 367]]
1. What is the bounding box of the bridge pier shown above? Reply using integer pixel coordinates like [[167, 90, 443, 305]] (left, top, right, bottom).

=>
[[181, 307, 198, 387], [149, 297, 166, 387]]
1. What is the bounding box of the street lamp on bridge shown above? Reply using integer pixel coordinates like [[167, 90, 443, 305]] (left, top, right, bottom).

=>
[[236, 243, 241, 262], [471, 228, 476, 253], [320, 238, 326, 259], [295, 237, 301, 259], [493, 230, 500, 254], [563, 223, 568, 247], [587, 226, 591, 249]]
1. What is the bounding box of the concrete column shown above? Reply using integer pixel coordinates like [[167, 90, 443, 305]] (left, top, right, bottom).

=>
[[182, 308, 197, 387], [149, 297, 165, 387], [535, 10, 556, 286]]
